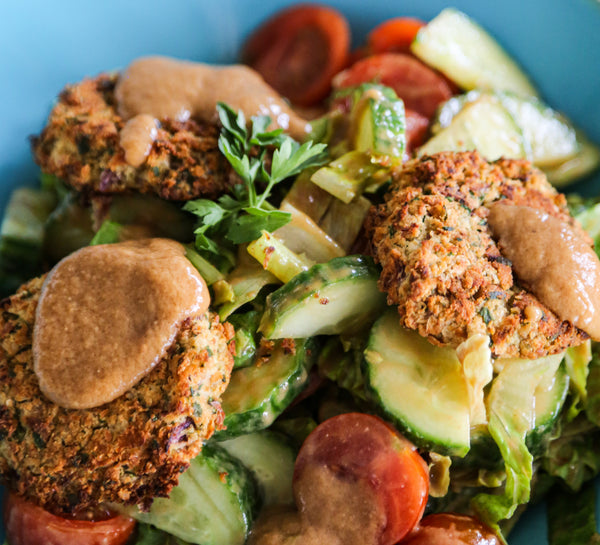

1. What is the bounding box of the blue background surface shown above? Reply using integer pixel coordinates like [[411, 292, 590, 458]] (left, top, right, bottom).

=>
[[1, 0, 599, 542]]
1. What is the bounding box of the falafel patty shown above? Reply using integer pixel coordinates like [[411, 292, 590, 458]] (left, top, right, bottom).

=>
[[0, 276, 234, 515], [31, 74, 239, 201], [365, 151, 589, 359]]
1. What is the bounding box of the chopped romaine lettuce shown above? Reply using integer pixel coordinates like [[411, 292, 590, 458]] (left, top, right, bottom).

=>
[[472, 353, 564, 527], [542, 414, 600, 492], [547, 480, 600, 545], [89, 220, 122, 245], [456, 334, 493, 426]]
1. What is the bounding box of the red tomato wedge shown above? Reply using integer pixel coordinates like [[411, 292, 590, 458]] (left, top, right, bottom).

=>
[[334, 53, 453, 118], [242, 4, 350, 106], [293, 413, 429, 545], [367, 17, 426, 55], [4, 492, 136, 545], [403, 513, 502, 545]]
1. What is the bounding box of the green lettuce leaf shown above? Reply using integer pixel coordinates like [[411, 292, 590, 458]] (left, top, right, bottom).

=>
[[89, 220, 122, 245], [542, 414, 600, 491], [316, 337, 368, 400], [472, 353, 564, 527], [547, 480, 600, 545]]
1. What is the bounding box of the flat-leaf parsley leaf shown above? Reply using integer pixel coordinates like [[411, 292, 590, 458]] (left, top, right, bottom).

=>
[[184, 103, 328, 258]]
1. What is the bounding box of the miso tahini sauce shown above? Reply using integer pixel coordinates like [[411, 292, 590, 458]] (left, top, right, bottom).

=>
[[488, 202, 600, 340], [33, 239, 209, 409], [115, 56, 311, 166]]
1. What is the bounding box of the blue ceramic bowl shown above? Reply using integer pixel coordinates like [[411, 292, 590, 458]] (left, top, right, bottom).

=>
[[1, 1, 599, 543]]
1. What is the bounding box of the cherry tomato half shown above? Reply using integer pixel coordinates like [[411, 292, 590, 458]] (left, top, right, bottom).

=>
[[334, 53, 453, 118], [405, 109, 430, 153], [4, 492, 136, 545], [293, 412, 429, 545], [367, 17, 426, 55], [242, 4, 351, 106]]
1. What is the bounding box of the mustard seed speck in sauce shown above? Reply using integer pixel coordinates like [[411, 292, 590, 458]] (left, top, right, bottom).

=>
[[33, 238, 209, 409], [115, 56, 311, 142], [488, 202, 600, 340]]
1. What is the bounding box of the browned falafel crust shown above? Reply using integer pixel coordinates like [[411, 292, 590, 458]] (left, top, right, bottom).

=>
[[31, 74, 240, 201], [365, 151, 589, 359], [0, 276, 235, 515]]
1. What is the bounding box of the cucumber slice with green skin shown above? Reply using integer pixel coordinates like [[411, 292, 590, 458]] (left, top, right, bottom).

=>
[[411, 8, 537, 96], [218, 430, 297, 507], [351, 84, 406, 158], [499, 93, 579, 168], [227, 311, 260, 369], [215, 338, 317, 439], [418, 94, 529, 161], [121, 444, 259, 545], [545, 136, 600, 188], [431, 90, 480, 134], [1, 187, 57, 270], [364, 310, 471, 457], [260, 255, 386, 339], [526, 362, 569, 456], [433, 91, 581, 169], [0, 187, 58, 295]]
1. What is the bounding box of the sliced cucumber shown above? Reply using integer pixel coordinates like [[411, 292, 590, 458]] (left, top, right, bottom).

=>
[[121, 444, 259, 545], [411, 8, 537, 96], [499, 93, 580, 168], [527, 362, 569, 456], [227, 311, 260, 369], [545, 136, 600, 187], [0, 187, 56, 274], [218, 430, 297, 507], [260, 255, 386, 339], [351, 84, 406, 158], [215, 338, 316, 439], [418, 94, 529, 161], [218, 263, 278, 321], [433, 91, 581, 169], [431, 90, 480, 133], [364, 310, 471, 457]]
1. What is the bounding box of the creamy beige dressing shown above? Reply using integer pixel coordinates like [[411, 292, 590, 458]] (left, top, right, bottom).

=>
[[33, 238, 209, 409], [488, 203, 600, 339], [115, 56, 311, 142], [120, 114, 158, 166], [249, 462, 385, 545], [248, 507, 342, 545]]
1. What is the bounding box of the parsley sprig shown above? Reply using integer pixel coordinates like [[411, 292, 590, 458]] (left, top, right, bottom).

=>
[[184, 103, 328, 258]]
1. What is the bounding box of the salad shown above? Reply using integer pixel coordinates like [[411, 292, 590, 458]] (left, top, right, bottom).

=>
[[1, 3, 600, 545]]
